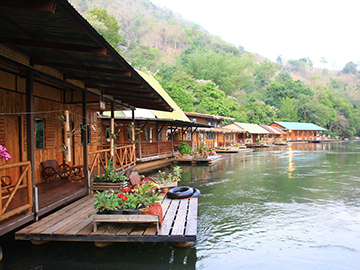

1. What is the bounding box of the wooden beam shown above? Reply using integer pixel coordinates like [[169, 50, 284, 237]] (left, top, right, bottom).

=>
[[68, 75, 143, 88], [32, 59, 131, 76], [1, 37, 107, 55], [0, 0, 56, 13], [82, 90, 89, 193], [26, 69, 37, 221]]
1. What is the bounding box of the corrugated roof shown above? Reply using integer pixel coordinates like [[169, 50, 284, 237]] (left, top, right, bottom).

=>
[[137, 71, 190, 122], [231, 123, 270, 134], [103, 71, 191, 122], [197, 127, 243, 133], [185, 112, 235, 121], [259, 125, 286, 134], [273, 121, 327, 131]]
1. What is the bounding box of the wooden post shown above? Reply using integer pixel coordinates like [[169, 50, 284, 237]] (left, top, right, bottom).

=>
[[26, 69, 37, 220], [82, 90, 89, 192], [131, 108, 137, 158], [110, 102, 115, 158], [110, 118, 114, 157], [64, 110, 71, 162]]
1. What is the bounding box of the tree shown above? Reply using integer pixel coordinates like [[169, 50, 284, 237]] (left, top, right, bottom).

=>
[[279, 97, 299, 122], [343, 62, 358, 74], [253, 60, 277, 89], [243, 98, 278, 125], [85, 8, 123, 50]]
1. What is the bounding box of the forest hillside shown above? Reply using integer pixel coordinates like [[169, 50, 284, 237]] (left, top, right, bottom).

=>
[[70, 0, 360, 138]]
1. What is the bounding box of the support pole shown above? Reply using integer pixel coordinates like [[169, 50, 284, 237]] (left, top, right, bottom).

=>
[[82, 90, 89, 193], [26, 70, 37, 221], [64, 110, 71, 162], [110, 102, 115, 157]]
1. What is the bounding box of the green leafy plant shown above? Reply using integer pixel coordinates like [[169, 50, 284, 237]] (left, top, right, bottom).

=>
[[93, 159, 128, 182], [154, 166, 183, 184], [93, 190, 123, 212], [93, 183, 162, 212], [179, 142, 191, 155]]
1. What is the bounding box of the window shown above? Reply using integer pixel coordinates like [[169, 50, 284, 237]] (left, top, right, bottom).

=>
[[199, 133, 204, 142], [127, 127, 132, 141], [80, 123, 91, 145], [35, 118, 45, 149], [105, 126, 110, 142], [144, 128, 149, 141], [206, 132, 215, 140]]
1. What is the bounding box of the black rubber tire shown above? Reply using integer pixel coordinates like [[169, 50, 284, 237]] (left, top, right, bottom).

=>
[[167, 186, 194, 199], [191, 188, 201, 198]]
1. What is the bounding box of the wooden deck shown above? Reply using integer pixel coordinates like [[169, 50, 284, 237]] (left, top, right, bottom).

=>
[[15, 194, 197, 244], [173, 155, 222, 165], [0, 178, 87, 236]]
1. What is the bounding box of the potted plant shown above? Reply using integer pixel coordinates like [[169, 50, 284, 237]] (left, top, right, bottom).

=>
[[93, 183, 162, 215], [153, 166, 183, 193], [92, 160, 129, 192], [178, 142, 191, 157]]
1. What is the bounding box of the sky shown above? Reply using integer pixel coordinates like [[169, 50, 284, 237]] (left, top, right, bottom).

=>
[[150, 0, 358, 70]]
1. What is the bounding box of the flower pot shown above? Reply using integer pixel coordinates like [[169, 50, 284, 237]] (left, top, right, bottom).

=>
[[141, 202, 163, 226]]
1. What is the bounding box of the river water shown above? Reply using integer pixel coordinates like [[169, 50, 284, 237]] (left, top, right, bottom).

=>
[[2, 141, 360, 269]]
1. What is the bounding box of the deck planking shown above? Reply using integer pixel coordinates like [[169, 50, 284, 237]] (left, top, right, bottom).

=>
[[15, 194, 197, 243]]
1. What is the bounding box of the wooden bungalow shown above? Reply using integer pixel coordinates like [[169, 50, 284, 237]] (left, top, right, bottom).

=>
[[184, 112, 238, 149], [98, 72, 210, 164], [270, 121, 327, 142], [0, 0, 173, 239], [259, 125, 287, 144], [224, 122, 271, 146]]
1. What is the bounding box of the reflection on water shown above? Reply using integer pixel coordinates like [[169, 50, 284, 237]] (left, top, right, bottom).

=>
[[2, 141, 360, 269]]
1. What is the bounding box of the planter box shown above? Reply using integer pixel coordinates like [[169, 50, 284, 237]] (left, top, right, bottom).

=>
[[91, 181, 128, 192], [158, 182, 178, 193]]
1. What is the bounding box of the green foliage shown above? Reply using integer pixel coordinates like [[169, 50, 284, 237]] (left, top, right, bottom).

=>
[[244, 98, 278, 125], [85, 7, 123, 50], [265, 79, 313, 108], [179, 142, 191, 155], [153, 166, 183, 184], [343, 62, 358, 74], [253, 60, 278, 89], [126, 44, 162, 70], [93, 160, 128, 182], [93, 190, 123, 212], [279, 97, 299, 122]]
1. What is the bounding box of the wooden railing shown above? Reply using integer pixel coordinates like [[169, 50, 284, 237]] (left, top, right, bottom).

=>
[[137, 141, 174, 158], [89, 144, 136, 176], [159, 141, 173, 154], [0, 161, 33, 222]]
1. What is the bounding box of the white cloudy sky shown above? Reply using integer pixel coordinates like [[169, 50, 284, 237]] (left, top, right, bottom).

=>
[[150, 0, 359, 69]]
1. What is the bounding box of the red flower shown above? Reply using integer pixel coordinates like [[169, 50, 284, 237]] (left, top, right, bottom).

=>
[[122, 196, 128, 201], [117, 193, 124, 198], [122, 188, 131, 193]]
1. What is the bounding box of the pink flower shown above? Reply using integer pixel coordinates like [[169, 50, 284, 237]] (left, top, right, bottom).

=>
[[0, 145, 11, 160]]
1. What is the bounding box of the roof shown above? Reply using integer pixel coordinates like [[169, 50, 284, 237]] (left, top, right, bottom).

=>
[[259, 125, 286, 135], [272, 121, 327, 131], [0, 0, 173, 112], [103, 71, 192, 123], [136, 71, 190, 122], [185, 112, 235, 121], [229, 123, 270, 134], [197, 127, 244, 134]]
